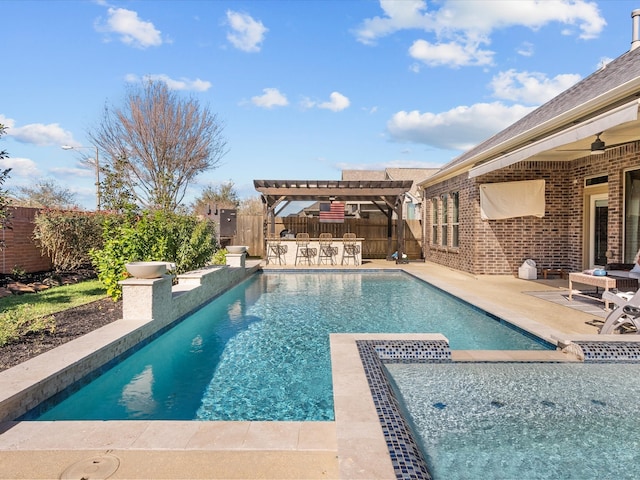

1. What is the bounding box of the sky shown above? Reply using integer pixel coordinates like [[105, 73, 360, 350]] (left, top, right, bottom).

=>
[[1, 0, 638, 210]]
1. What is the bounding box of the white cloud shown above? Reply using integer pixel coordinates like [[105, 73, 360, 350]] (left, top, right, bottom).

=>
[[0, 115, 14, 130], [517, 42, 535, 57], [597, 56, 614, 69], [318, 92, 350, 112], [251, 88, 288, 108], [355, 0, 605, 68], [387, 102, 536, 150], [98, 7, 163, 48], [226, 10, 268, 53], [0, 157, 41, 177], [356, 0, 604, 41], [126, 73, 212, 92], [353, 0, 432, 46], [490, 69, 581, 105], [409, 39, 494, 67], [4, 121, 75, 147], [50, 165, 94, 178]]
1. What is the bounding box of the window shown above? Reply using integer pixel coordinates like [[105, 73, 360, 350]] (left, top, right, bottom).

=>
[[431, 197, 438, 245], [451, 192, 459, 248], [624, 168, 640, 263], [441, 194, 448, 246]]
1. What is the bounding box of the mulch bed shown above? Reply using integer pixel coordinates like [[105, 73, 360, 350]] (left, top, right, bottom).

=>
[[0, 297, 122, 372]]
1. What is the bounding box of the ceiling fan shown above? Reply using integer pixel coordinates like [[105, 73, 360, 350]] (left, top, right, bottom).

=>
[[558, 133, 630, 155]]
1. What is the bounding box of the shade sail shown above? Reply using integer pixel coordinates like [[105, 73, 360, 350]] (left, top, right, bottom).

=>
[[480, 179, 545, 220]]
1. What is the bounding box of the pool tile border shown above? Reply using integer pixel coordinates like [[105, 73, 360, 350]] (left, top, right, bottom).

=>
[[573, 341, 640, 362], [356, 340, 452, 480]]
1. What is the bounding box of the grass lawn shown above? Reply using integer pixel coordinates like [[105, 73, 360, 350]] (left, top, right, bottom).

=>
[[0, 280, 108, 347]]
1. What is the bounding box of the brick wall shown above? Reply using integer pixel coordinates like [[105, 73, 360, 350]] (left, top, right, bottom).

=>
[[1, 207, 52, 274], [423, 141, 640, 276]]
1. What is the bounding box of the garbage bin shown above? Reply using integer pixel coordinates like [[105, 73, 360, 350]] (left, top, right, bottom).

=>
[[518, 259, 537, 280]]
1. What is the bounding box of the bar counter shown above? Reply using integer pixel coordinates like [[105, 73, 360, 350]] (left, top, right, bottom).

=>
[[266, 237, 363, 265]]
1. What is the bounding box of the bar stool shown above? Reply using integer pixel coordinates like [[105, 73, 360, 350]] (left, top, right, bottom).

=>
[[266, 237, 287, 265], [341, 232, 360, 265], [318, 233, 337, 265], [295, 233, 315, 265]]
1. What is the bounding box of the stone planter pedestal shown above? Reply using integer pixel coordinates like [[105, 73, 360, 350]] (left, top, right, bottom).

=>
[[226, 253, 246, 268], [119, 274, 173, 322]]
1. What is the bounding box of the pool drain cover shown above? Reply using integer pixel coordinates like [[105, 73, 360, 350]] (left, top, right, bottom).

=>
[[60, 454, 120, 479]]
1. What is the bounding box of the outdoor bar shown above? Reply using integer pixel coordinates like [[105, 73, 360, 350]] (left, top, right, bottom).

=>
[[266, 236, 363, 265]]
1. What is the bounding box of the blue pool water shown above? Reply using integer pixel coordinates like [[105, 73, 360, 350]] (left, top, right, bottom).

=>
[[387, 362, 640, 480], [34, 272, 548, 421]]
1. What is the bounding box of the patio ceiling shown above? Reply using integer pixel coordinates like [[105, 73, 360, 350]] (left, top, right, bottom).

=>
[[469, 100, 640, 178]]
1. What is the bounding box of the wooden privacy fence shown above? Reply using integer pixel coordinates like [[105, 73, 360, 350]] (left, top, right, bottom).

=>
[[232, 215, 423, 259]]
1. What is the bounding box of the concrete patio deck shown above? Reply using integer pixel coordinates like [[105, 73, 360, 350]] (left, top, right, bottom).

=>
[[0, 259, 631, 479]]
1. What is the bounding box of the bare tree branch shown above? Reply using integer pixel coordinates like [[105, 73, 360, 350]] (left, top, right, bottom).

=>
[[90, 80, 228, 212]]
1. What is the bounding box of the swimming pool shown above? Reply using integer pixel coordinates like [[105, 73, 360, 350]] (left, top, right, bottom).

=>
[[387, 362, 640, 480], [31, 271, 550, 422]]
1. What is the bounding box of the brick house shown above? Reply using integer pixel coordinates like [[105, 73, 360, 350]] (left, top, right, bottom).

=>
[[420, 11, 640, 276]]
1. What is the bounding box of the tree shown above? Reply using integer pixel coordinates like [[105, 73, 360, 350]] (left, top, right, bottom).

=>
[[13, 179, 78, 209], [0, 124, 12, 251], [191, 181, 240, 217], [238, 196, 264, 215], [99, 154, 138, 214], [90, 80, 228, 213]]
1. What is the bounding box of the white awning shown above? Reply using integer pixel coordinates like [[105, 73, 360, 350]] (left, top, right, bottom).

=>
[[469, 100, 640, 178], [480, 179, 545, 220]]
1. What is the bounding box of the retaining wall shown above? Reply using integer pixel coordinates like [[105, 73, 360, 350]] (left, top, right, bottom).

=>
[[0, 261, 259, 422]]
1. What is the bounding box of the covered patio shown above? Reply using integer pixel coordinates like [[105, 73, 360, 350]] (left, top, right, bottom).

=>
[[253, 179, 413, 262]]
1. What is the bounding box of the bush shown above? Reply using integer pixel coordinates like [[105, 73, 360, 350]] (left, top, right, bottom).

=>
[[211, 248, 227, 265], [90, 210, 219, 300], [33, 209, 105, 271]]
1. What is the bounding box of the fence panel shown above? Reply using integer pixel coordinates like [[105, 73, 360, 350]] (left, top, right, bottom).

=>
[[233, 215, 264, 257], [235, 215, 423, 260]]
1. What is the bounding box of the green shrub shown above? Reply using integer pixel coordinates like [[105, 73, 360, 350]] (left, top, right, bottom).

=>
[[33, 209, 105, 271], [90, 210, 218, 300], [212, 248, 227, 265]]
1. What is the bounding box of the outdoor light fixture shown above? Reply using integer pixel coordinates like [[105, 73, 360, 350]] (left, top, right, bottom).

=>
[[61, 144, 101, 210], [590, 133, 606, 154], [329, 196, 336, 202]]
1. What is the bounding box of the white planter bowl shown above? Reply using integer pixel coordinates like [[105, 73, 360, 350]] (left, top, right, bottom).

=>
[[226, 246, 248, 254], [125, 261, 169, 279]]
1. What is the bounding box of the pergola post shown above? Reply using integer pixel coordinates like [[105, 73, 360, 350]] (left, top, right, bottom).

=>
[[395, 194, 405, 264], [386, 207, 393, 260]]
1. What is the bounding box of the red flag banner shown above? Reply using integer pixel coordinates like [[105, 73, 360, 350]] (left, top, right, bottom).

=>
[[319, 202, 345, 223]]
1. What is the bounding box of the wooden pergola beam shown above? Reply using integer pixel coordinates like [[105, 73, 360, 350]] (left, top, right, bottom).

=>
[[254, 179, 413, 262]]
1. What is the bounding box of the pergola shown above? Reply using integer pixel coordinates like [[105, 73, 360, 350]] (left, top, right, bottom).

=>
[[253, 179, 414, 261]]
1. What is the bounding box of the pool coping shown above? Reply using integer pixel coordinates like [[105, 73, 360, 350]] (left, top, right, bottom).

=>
[[0, 336, 575, 480]]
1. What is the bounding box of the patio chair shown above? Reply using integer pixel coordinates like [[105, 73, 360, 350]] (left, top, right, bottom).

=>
[[266, 237, 287, 265], [317, 233, 337, 265], [599, 289, 640, 334], [341, 233, 360, 265], [295, 233, 315, 265]]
